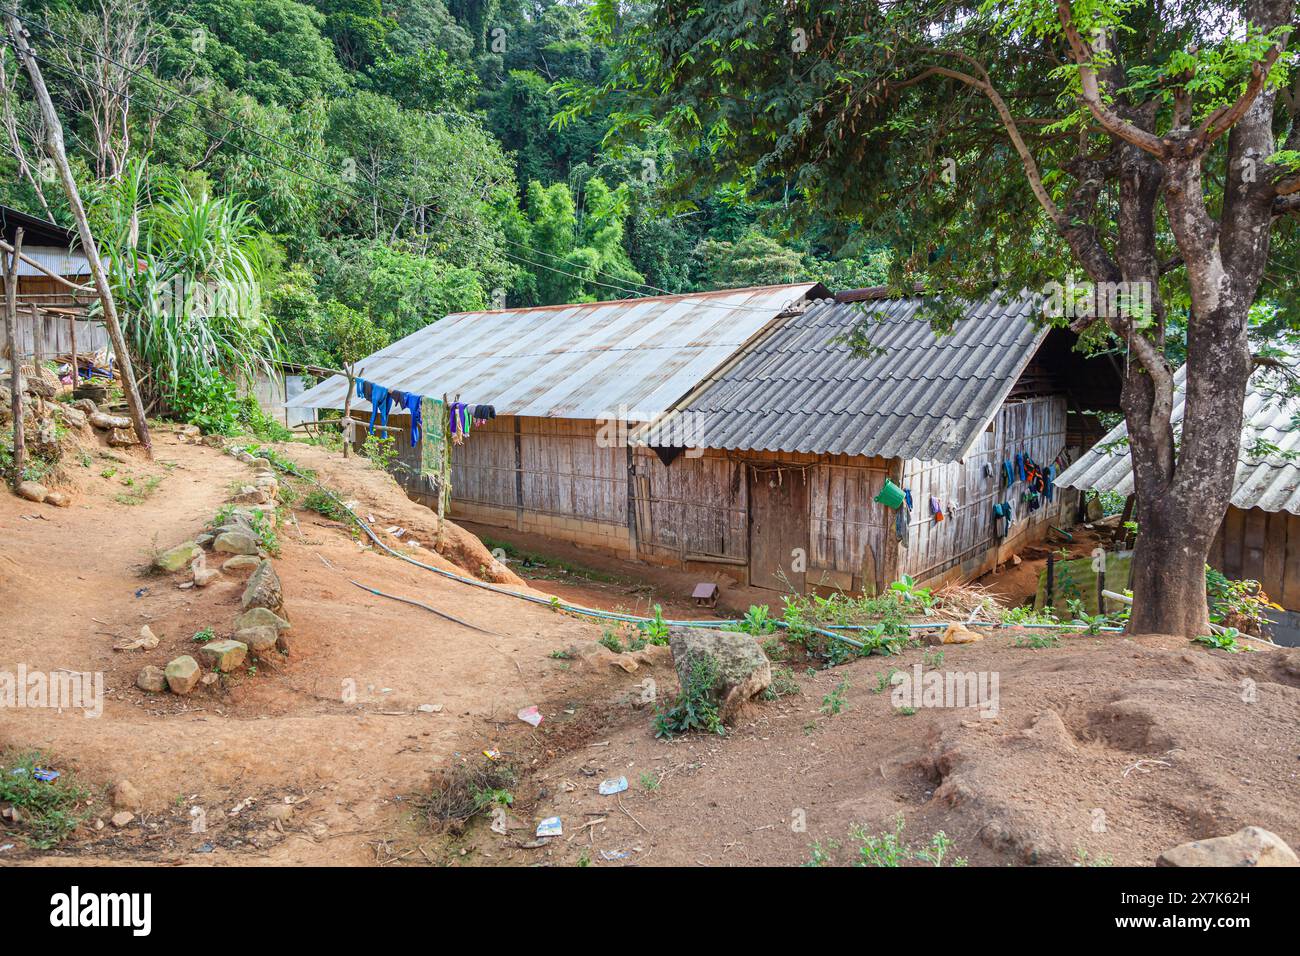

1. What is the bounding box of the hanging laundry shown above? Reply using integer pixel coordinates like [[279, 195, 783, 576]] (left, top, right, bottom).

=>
[[355, 379, 393, 436], [1002, 460, 1014, 487], [992, 501, 1015, 537], [1046, 464, 1056, 502], [395, 391, 423, 447], [419, 397, 450, 512], [1016, 452, 1026, 482], [930, 496, 944, 521], [896, 502, 911, 548], [904, 488, 914, 511]]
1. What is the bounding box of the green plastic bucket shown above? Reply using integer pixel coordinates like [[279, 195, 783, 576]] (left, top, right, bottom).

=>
[[874, 478, 906, 509]]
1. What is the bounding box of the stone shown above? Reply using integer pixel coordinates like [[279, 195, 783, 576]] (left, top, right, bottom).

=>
[[417, 703, 443, 713], [196, 533, 214, 548], [15, 480, 47, 502], [107, 427, 138, 447], [87, 410, 130, 430], [56, 404, 88, 429], [1157, 827, 1299, 867], [112, 779, 143, 811], [236, 626, 279, 657], [222, 554, 261, 573], [164, 655, 201, 694], [199, 639, 247, 672], [136, 665, 167, 693], [238, 452, 257, 464], [213, 531, 260, 555], [931, 623, 986, 645], [265, 804, 294, 824], [229, 486, 269, 505], [191, 555, 220, 588], [241, 559, 283, 613], [667, 626, 772, 721], [110, 811, 135, 828], [235, 607, 291, 632], [71, 398, 99, 416], [117, 625, 160, 651], [155, 540, 201, 573], [43, 490, 70, 507]]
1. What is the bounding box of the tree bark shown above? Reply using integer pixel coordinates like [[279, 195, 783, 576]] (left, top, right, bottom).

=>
[[5, 9, 152, 456], [4, 227, 24, 486]]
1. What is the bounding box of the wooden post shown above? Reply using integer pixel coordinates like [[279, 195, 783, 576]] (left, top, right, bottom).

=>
[[5, 11, 151, 455], [29, 303, 41, 373], [68, 314, 77, 387], [4, 227, 24, 486]]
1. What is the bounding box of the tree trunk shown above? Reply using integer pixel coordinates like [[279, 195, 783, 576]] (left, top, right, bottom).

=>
[[1126, 493, 1217, 635], [5, 10, 152, 456], [4, 227, 24, 487]]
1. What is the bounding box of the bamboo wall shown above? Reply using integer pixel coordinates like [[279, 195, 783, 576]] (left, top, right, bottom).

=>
[[1210, 505, 1300, 611], [442, 412, 1072, 591], [900, 395, 1072, 584]]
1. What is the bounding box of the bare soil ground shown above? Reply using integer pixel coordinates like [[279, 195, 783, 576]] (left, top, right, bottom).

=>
[[2, 429, 1298, 867]]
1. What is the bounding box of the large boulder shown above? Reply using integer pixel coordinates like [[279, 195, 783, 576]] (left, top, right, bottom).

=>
[[240, 559, 283, 613], [1158, 827, 1299, 867], [667, 626, 772, 721], [155, 541, 201, 573]]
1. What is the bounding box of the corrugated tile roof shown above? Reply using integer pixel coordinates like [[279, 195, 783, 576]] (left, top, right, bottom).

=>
[[1055, 353, 1300, 515], [633, 292, 1045, 461], [286, 283, 822, 419]]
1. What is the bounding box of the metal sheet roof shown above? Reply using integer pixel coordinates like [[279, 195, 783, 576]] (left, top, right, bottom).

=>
[[633, 292, 1045, 461], [1055, 353, 1300, 515], [286, 283, 822, 419]]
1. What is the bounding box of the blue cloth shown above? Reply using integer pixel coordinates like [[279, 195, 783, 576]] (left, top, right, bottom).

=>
[[367, 383, 391, 435], [398, 391, 423, 446], [904, 488, 914, 510]]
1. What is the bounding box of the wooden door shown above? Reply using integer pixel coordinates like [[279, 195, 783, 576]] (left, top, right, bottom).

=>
[[748, 465, 809, 591]]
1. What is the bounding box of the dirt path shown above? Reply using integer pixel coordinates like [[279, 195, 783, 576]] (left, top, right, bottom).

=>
[[3, 431, 1298, 867], [0, 431, 619, 864]]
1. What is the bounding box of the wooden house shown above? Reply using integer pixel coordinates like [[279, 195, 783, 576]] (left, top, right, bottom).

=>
[[288, 284, 1120, 594]]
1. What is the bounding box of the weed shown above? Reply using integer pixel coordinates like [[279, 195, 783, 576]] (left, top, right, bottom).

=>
[[639, 604, 670, 645], [852, 814, 967, 867], [0, 751, 91, 849], [100, 466, 117, 479], [762, 664, 801, 701], [1193, 629, 1248, 653], [549, 649, 573, 660], [873, 668, 900, 694], [577, 849, 591, 867], [1014, 632, 1061, 649], [639, 771, 660, 791], [654, 654, 724, 739], [302, 489, 349, 521], [599, 629, 624, 654], [803, 840, 840, 866], [820, 678, 850, 716], [361, 433, 398, 471], [726, 604, 777, 636], [114, 475, 163, 505], [192, 627, 216, 643], [894, 705, 917, 716], [923, 648, 944, 670], [421, 760, 518, 833]]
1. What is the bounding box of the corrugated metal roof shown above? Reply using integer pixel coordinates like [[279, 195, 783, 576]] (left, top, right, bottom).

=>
[[633, 292, 1045, 461], [286, 283, 822, 419], [1055, 354, 1300, 515], [15, 246, 89, 278]]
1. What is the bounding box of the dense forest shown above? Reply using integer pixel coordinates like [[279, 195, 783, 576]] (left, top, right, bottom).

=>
[[0, 0, 888, 390]]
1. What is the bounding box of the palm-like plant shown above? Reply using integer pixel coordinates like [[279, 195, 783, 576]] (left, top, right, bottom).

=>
[[89, 158, 279, 410]]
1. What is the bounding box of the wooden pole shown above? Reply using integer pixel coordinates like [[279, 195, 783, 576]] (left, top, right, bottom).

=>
[[3, 227, 24, 486], [5, 10, 151, 456], [30, 303, 42, 372], [68, 314, 77, 387]]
